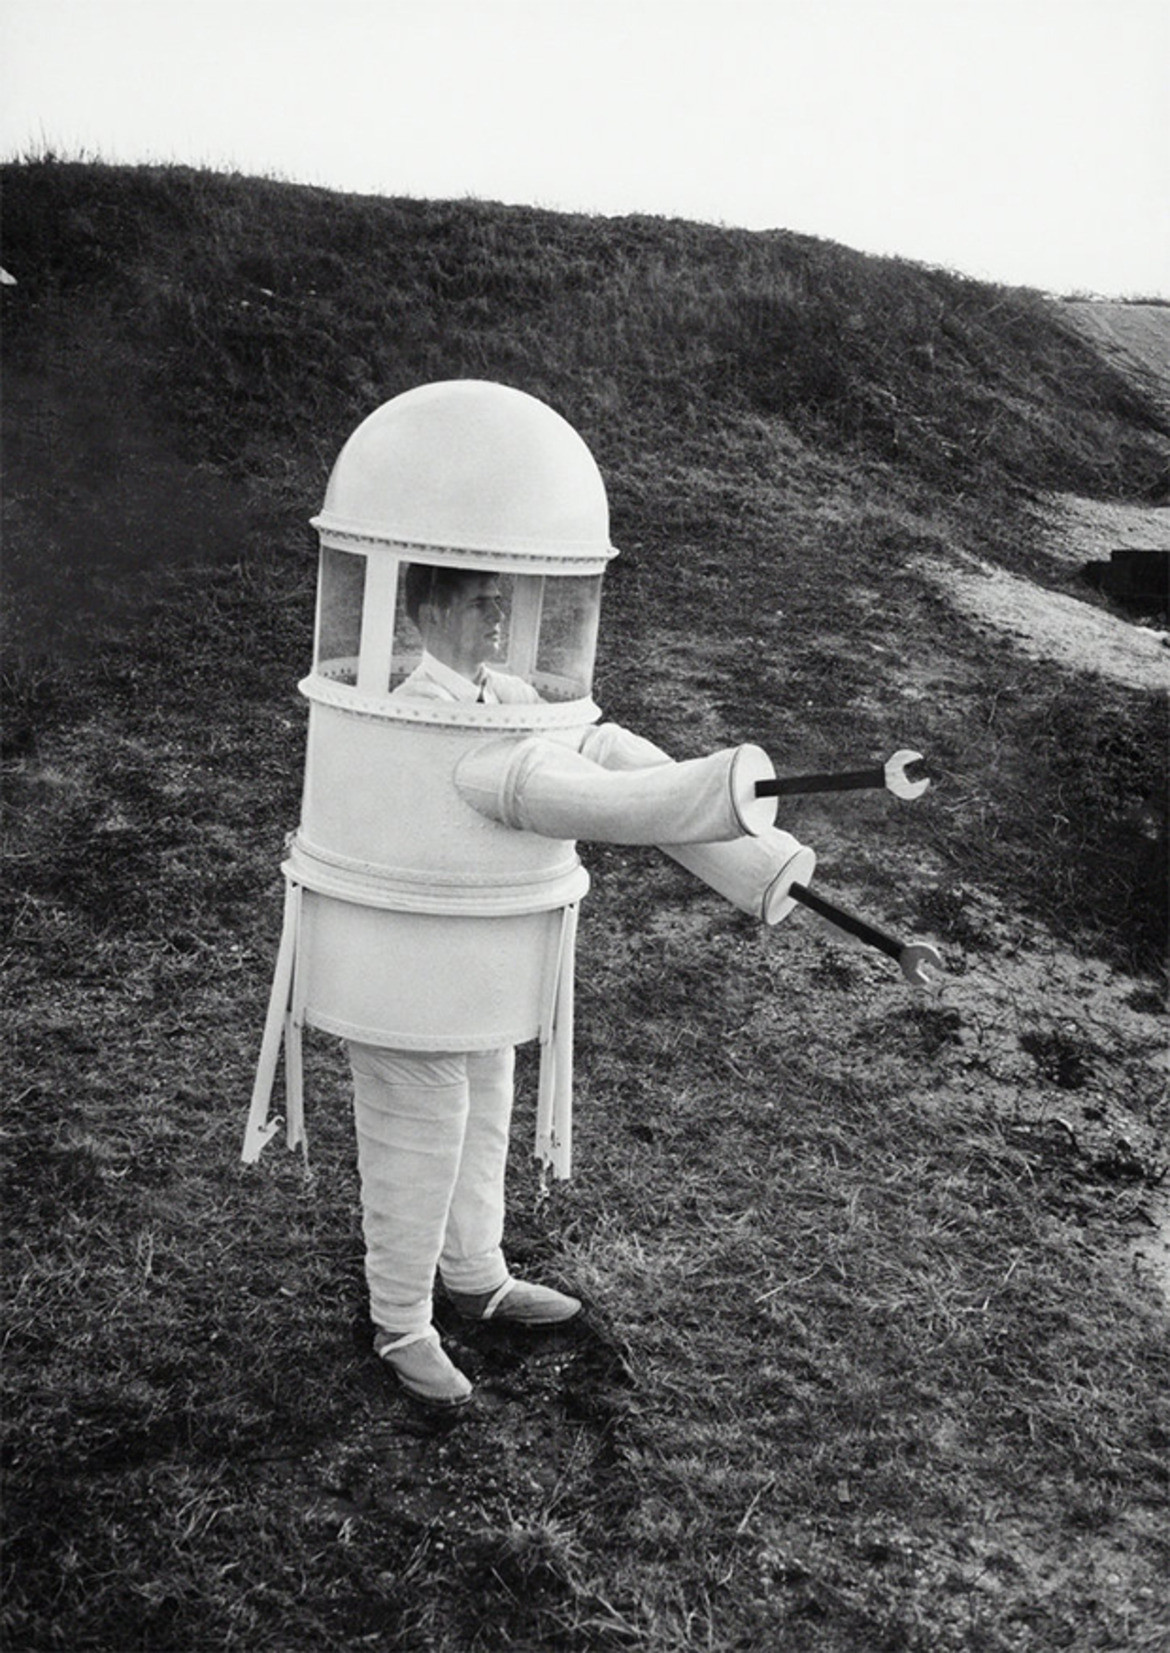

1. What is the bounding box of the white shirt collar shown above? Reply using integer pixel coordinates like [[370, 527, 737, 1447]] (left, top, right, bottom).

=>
[[417, 650, 492, 702]]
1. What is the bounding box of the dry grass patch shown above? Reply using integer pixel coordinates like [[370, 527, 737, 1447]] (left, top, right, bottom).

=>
[[3, 159, 1168, 1652]]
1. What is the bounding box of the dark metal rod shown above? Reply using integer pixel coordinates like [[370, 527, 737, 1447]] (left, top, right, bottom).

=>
[[788, 882, 904, 961], [756, 768, 885, 798]]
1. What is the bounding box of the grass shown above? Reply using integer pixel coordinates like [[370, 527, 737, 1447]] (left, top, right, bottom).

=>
[[2, 159, 1168, 1651]]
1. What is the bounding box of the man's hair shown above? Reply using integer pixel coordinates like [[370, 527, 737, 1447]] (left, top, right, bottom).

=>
[[403, 564, 478, 629]]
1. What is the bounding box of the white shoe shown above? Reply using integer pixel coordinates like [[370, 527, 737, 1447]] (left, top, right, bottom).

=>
[[375, 1328, 473, 1407], [446, 1277, 582, 1326]]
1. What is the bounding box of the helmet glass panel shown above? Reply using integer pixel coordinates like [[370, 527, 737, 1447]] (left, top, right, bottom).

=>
[[315, 544, 365, 685]]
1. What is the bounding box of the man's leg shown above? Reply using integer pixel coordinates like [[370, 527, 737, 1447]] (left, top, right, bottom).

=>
[[348, 1043, 474, 1404], [441, 1046, 582, 1327], [439, 1046, 514, 1295]]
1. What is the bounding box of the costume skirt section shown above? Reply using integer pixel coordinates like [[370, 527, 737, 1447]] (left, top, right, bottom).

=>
[[291, 893, 571, 1051], [241, 872, 582, 1171]]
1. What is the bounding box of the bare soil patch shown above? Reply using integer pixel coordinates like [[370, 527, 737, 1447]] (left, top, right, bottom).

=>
[[917, 496, 1170, 694]]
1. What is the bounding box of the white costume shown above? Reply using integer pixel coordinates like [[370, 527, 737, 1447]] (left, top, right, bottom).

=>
[[242, 381, 816, 1392]]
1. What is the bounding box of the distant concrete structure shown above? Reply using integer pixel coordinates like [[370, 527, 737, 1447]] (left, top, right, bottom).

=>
[[1082, 549, 1170, 612]]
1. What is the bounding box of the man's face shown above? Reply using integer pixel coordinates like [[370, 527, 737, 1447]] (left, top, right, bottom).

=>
[[425, 575, 505, 674]]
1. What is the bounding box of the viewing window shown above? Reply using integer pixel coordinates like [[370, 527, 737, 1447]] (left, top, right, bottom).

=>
[[390, 565, 602, 704], [311, 548, 604, 709]]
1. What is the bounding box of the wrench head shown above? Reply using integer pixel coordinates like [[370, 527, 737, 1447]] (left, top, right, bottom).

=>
[[899, 941, 945, 988], [885, 749, 930, 800]]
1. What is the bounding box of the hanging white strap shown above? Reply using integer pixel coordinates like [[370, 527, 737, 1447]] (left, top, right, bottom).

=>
[[284, 882, 308, 1162], [536, 903, 578, 1180], [241, 878, 300, 1163], [551, 902, 577, 1178]]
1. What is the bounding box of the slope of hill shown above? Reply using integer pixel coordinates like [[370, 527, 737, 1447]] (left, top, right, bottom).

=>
[[2, 161, 1167, 1653], [1060, 300, 1170, 416]]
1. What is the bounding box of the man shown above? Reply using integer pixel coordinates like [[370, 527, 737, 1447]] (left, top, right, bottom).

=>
[[248, 384, 809, 1416], [393, 564, 540, 705], [353, 565, 579, 1410]]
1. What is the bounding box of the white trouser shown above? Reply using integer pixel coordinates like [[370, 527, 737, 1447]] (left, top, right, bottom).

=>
[[347, 1042, 514, 1337]]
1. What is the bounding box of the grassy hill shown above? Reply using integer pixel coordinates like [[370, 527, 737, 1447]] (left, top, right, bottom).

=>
[[1060, 299, 1170, 420], [2, 159, 1168, 1652]]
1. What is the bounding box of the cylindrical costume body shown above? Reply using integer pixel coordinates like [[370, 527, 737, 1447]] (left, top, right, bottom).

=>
[[286, 698, 593, 1050]]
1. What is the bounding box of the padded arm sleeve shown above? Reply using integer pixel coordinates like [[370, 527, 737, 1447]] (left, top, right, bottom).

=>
[[454, 735, 778, 846], [578, 722, 816, 923]]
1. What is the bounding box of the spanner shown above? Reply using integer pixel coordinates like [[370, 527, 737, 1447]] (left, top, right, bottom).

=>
[[789, 882, 944, 987], [755, 749, 930, 801]]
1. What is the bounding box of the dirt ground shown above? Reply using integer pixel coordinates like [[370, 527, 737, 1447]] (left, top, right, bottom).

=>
[[917, 495, 1170, 696], [916, 492, 1169, 1303]]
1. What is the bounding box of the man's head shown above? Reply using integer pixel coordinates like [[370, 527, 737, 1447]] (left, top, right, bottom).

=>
[[404, 564, 505, 679]]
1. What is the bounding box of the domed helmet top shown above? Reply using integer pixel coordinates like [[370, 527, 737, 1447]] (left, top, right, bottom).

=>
[[313, 380, 616, 572]]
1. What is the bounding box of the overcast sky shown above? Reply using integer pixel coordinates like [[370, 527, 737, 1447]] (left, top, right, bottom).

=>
[[2, 0, 1166, 297]]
